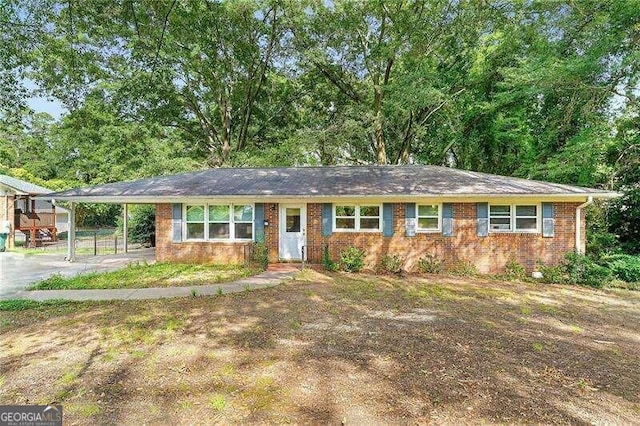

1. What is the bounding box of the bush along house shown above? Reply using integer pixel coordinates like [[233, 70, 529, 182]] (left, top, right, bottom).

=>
[[44, 165, 619, 273]]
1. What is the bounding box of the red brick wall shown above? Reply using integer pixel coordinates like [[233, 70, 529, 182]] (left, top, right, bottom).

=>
[[156, 201, 584, 273], [306, 202, 584, 274]]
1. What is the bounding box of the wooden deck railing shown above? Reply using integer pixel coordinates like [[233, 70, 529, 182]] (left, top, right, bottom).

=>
[[14, 212, 56, 229]]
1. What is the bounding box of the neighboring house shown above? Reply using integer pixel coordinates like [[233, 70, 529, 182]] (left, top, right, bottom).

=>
[[45, 165, 618, 273], [0, 174, 62, 248]]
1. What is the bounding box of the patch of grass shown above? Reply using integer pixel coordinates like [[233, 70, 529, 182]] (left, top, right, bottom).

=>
[[243, 376, 279, 411], [209, 393, 227, 411], [520, 305, 533, 315], [288, 318, 301, 330], [337, 277, 385, 299], [569, 325, 583, 334], [29, 262, 259, 290], [406, 283, 460, 301], [130, 348, 146, 358], [532, 342, 544, 352], [164, 316, 184, 332], [56, 364, 82, 386], [0, 299, 75, 311], [67, 402, 101, 417]]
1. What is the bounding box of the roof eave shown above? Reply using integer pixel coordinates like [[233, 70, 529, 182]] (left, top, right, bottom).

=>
[[38, 192, 621, 204]]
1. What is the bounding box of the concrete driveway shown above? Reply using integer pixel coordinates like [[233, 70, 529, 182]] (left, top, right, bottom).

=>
[[0, 248, 156, 299]]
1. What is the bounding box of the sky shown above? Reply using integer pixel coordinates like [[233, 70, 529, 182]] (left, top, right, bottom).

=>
[[23, 79, 66, 119]]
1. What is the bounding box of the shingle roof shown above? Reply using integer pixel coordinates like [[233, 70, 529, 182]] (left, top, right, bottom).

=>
[[44, 165, 618, 201], [0, 174, 53, 195]]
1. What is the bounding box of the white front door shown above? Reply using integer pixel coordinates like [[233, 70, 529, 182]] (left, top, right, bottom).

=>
[[279, 204, 306, 260]]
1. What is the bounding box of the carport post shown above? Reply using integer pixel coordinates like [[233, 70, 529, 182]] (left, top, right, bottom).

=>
[[123, 203, 128, 253], [67, 202, 76, 262]]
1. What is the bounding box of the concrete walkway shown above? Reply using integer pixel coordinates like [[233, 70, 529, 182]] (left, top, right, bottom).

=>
[[0, 248, 156, 299], [15, 265, 300, 301]]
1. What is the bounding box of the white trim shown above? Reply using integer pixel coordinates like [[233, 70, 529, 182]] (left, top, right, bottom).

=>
[[416, 203, 442, 233], [489, 203, 541, 234], [183, 203, 255, 242], [333, 203, 383, 233], [279, 204, 307, 261]]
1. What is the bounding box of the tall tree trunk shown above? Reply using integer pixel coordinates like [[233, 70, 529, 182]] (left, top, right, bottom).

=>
[[372, 82, 387, 164], [219, 88, 232, 164]]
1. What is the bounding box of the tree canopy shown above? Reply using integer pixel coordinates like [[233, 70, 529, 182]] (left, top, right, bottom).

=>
[[0, 0, 638, 250]]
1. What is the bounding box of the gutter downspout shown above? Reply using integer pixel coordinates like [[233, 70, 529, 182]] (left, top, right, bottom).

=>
[[576, 196, 594, 254]]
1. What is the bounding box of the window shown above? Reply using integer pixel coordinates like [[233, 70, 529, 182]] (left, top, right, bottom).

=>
[[489, 204, 539, 233], [184, 204, 253, 241], [234, 205, 254, 239], [208, 205, 230, 239], [334, 204, 381, 231], [515, 205, 537, 231], [417, 204, 440, 231], [490, 205, 511, 231], [359, 205, 380, 230]]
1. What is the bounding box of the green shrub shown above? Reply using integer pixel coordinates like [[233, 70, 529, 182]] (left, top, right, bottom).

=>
[[537, 262, 567, 284], [378, 254, 403, 274], [449, 259, 477, 276], [250, 242, 269, 270], [418, 255, 443, 274], [601, 254, 640, 283], [504, 258, 526, 280], [322, 245, 338, 271], [340, 246, 365, 272], [564, 252, 613, 288]]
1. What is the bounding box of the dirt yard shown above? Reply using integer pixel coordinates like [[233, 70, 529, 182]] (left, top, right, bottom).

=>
[[1, 270, 639, 424]]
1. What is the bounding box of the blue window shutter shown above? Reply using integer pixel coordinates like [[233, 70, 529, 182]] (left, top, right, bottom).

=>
[[542, 202, 554, 237], [254, 203, 265, 242], [383, 203, 394, 237], [405, 203, 416, 237], [442, 203, 454, 237], [322, 203, 333, 237], [172, 203, 182, 243], [477, 202, 489, 237]]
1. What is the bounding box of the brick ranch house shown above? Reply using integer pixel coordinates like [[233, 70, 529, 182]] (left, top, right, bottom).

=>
[[45, 165, 618, 274]]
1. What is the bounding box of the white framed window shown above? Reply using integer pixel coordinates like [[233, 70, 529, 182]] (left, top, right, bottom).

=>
[[185, 205, 206, 239], [515, 205, 538, 231], [417, 204, 441, 232], [334, 204, 382, 232], [208, 204, 230, 239], [184, 203, 254, 241], [489, 205, 512, 231], [233, 205, 254, 239], [489, 204, 539, 233]]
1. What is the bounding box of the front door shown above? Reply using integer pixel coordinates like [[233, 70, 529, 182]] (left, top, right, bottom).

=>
[[279, 204, 306, 260]]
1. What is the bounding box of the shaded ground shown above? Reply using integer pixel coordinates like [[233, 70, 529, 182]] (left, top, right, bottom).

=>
[[1, 270, 639, 424]]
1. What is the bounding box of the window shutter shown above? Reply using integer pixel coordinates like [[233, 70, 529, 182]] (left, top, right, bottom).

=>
[[322, 203, 333, 237], [442, 203, 454, 237], [254, 203, 265, 243], [383, 203, 394, 237], [172, 203, 182, 243], [477, 202, 489, 237], [542, 202, 554, 237], [405, 203, 416, 237]]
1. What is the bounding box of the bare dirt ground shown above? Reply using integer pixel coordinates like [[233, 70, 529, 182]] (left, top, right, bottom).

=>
[[1, 269, 640, 425]]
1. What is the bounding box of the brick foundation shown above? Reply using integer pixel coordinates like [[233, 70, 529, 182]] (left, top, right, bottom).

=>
[[156, 202, 584, 273]]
